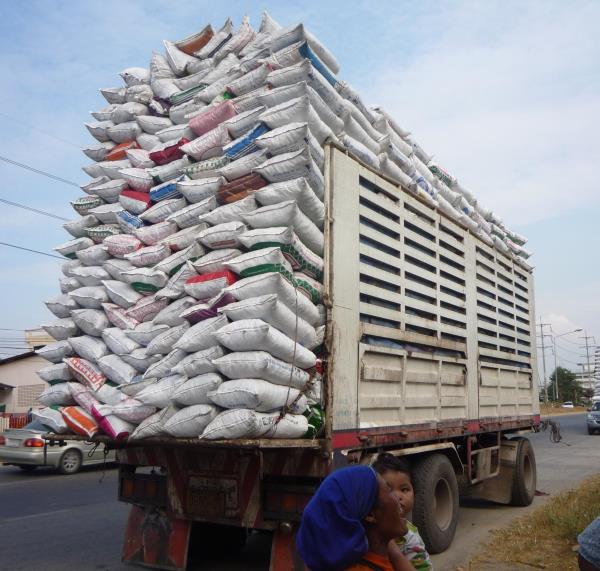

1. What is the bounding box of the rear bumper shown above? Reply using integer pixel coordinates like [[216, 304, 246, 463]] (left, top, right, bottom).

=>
[[0, 447, 59, 467]]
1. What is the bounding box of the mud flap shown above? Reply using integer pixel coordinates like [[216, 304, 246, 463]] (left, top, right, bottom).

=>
[[122, 505, 191, 570], [269, 529, 307, 571]]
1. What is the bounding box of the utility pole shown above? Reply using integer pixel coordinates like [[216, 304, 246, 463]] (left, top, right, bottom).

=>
[[580, 332, 596, 394], [537, 319, 550, 403]]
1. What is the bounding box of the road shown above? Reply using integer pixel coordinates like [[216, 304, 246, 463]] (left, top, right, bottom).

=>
[[0, 413, 598, 571]]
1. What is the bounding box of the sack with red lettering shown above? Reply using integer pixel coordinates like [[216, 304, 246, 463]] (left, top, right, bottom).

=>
[[64, 357, 107, 391]]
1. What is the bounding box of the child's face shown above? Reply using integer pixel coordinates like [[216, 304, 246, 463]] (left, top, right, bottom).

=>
[[381, 470, 414, 515]]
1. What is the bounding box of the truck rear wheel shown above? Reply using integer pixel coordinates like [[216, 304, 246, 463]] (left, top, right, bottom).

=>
[[510, 437, 536, 506], [411, 454, 459, 554]]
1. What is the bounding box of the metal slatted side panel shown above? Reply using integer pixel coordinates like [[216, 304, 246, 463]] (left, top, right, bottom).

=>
[[327, 147, 538, 431]]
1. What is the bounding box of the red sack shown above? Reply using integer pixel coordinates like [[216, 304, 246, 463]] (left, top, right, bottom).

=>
[[149, 138, 189, 166]]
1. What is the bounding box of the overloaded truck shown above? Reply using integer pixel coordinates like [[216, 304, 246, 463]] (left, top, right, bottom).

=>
[[47, 146, 539, 570]]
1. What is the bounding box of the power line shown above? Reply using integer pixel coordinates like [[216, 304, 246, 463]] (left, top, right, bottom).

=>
[[0, 154, 79, 187], [0, 111, 83, 150], [0, 241, 64, 260], [0, 197, 69, 221]]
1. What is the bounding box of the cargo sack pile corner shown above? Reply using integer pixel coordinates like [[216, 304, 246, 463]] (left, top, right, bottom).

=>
[[35, 12, 532, 442]]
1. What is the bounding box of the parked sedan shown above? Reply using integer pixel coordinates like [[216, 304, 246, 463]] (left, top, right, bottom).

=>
[[587, 402, 600, 435], [0, 420, 115, 474], [561, 401, 575, 408]]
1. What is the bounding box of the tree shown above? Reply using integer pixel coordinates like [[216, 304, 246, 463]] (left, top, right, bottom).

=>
[[548, 366, 582, 403]]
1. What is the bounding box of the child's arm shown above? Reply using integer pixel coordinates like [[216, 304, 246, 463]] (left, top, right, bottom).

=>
[[388, 540, 416, 571]]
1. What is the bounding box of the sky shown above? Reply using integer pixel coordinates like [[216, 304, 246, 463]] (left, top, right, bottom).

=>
[[0, 1, 597, 380]]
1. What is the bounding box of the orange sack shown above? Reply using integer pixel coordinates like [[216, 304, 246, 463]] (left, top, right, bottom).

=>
[[61, 406, 100, 438]]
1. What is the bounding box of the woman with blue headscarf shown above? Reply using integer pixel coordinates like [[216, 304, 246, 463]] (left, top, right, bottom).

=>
[[297, 465, 413, 571]]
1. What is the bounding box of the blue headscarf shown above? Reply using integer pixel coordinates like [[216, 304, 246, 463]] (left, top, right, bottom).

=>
[[296, 465, 379, 571]]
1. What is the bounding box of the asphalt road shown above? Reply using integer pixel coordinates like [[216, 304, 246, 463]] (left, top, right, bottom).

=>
[[0, 413, 597, 571]]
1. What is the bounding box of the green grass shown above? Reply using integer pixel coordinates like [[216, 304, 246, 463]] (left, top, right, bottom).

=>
[[470, 475, 600, 571]]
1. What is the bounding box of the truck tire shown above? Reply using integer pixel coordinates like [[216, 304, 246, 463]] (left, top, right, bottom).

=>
[[411, 454, 459, 554], [510, 437, 536, 506], [58, 449, 82, 475]]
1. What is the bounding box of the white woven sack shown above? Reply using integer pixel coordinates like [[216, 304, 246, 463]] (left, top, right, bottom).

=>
[[103, 280, 143, 309], [45, 294, 79, 319], [174, 314, 228, 352], [33, 408, 68, 433], [153, 296, 197, 327], [172, 345, 226, 377], [59, 277, 81, 294], [171, 373, 224, 406], [219, 150, 267, 181], [163, 404, 221, 437], [97, 354, 137, 385], [253, 147, 324, 201], [76, 244, 110, 266], [212, 351, 310, 390], [135, 221, 178, 246], [154, 242, 204, 277], [55, 237, 94, 258], [159, 225, 206, 252], [216, 318, 316, 368], [136, 115, 174, 135], [136, 374, 185, 407], [200, 408, 260, 440], [191, 249, 242, 275], [38, 383, 76, 406], [36, 340, 74, 364], [68, 335, 108, 362], [137, 133, 161, 151], [120, 348, 162, 372], [222, 106, 266, 139], [124, 244, 172, 267], [224, 247, 293, 280], [269, 23, 340, 74], [239, 227, 324, 280], [88, 182, 128, 205], [254, 411, 309, 438], [198, 196, 257, 226], [142, 349, 188, 381], [71, 309, 110, 337], [102, 259, 136, 282], [122, 268, 169, 291], [146, 322, 190, 356], [208, 378, 308, 414], [220, 294, 317, 349], [120, 167, 154, 191], [125, 322, 170, 346], [196, 221, 247, 250], [42, 318, 79, 341], [339, 133, 380, 171], [243, 201, 323, 256], [37, 363, 73, 383], [94, 383, 129, 405], [129, 406, 178, 440], [156, 123, 194, 143], [258, 95, 332, 145], [85, 121, 114, 142], [181, 125, 231, 161], [255, 123, 324, 170], [104, 235, 143, 258], [140, 198, 187, 224], [95, 399, 156, 424], [107, 121, 141, 144], [116, 378, 155, 398], [102, 327, 140, 355], [166, 200, 215, 229], [183, 274, 232, 301], [378, 154, 413, 187], [177, 176, 224, 204], [112, 102, 149, 124], [126, 148, 155, 169], [70, 266, 110, 287], [63, 215, 99, 239]]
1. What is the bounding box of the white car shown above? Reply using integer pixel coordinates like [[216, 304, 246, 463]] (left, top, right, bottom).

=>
[[561, 401, 575, 409], [0, 419, 115, 474]]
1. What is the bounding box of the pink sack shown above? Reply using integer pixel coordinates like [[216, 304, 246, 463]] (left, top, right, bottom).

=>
[[189, 100, 237, 137]]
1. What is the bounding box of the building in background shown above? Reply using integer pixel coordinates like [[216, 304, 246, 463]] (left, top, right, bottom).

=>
[[0, 352, 48, 428], [575, 363, 596, 392], [24, 329, 53, 350]]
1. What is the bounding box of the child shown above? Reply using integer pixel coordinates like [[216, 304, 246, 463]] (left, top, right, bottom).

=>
[[372, 453, 433, 571]]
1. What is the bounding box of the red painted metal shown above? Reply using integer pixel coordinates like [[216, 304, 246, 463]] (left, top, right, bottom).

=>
[[331, 415, 539, 450], [269, 530, 307, 571]]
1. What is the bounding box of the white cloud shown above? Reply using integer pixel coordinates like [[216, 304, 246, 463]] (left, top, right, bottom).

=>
[[360, 1, 600, 225]]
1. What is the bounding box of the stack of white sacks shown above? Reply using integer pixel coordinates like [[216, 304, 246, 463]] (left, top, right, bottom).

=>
[[35, 13, 532, 442]]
